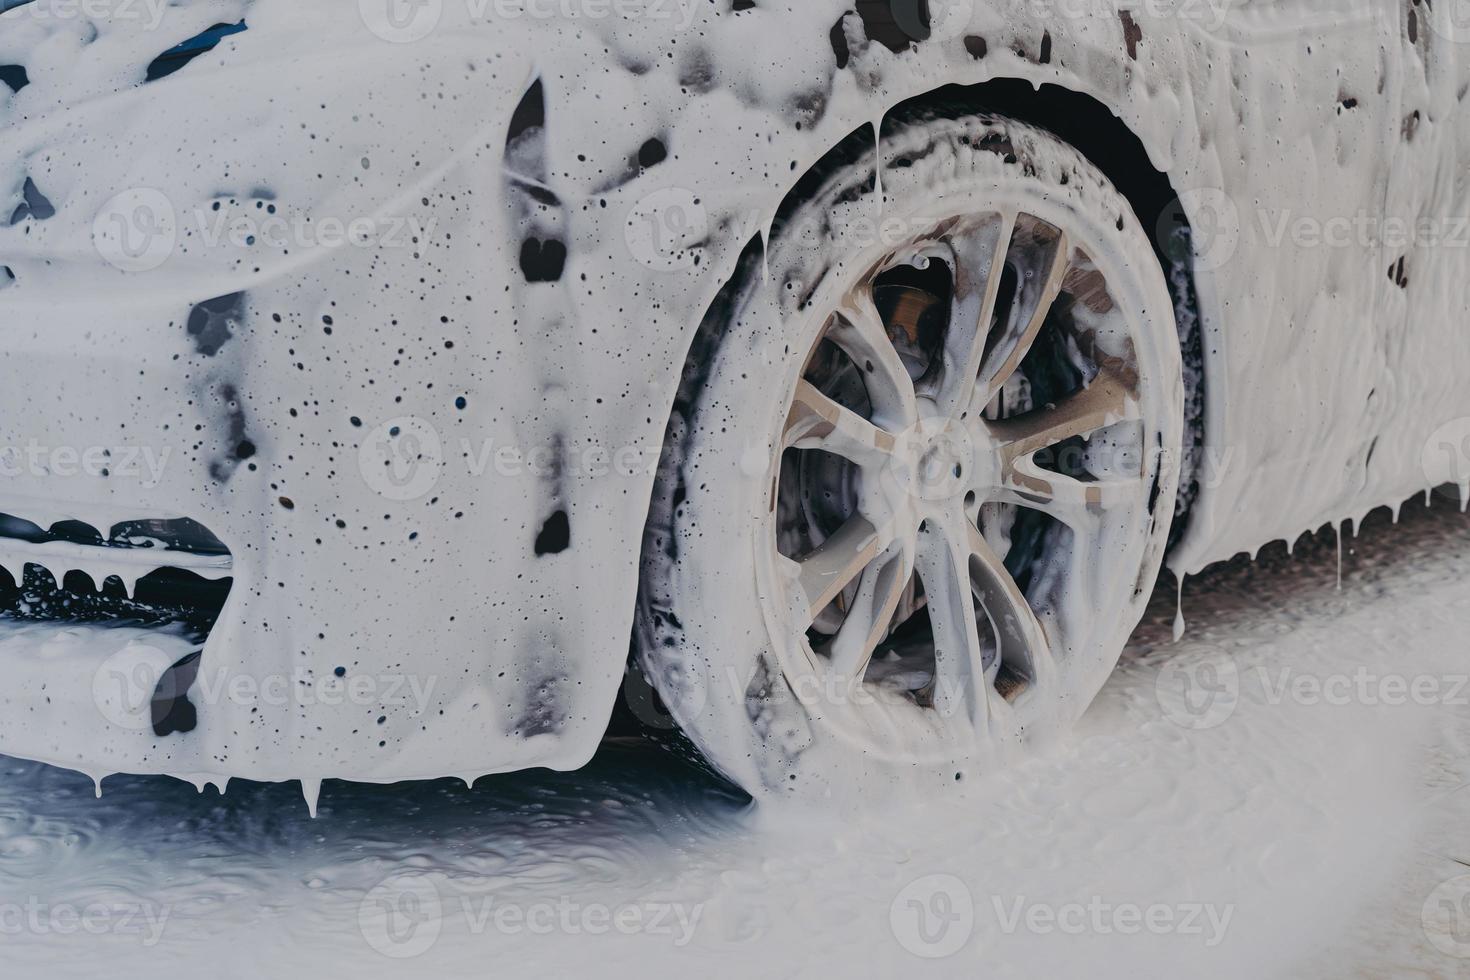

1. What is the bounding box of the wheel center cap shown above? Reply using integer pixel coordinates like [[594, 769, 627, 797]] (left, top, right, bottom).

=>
[[888, 415, 986, 503], [919, 439, 963, 484]]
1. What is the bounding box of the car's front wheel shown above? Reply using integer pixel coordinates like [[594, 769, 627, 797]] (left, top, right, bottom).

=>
[[637, 112, 1183, 801]]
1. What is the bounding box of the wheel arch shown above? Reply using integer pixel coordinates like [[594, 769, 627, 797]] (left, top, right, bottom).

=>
[[621, 74, 1214, 745], [641, 77, 1208, 584]]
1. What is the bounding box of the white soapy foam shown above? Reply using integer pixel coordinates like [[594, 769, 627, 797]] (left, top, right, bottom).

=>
[[0, 537, 230, 598], [0, 1, 1465, 793]]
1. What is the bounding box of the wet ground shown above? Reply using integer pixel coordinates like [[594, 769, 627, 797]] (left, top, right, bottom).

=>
[[2, 494, 1468, 978]]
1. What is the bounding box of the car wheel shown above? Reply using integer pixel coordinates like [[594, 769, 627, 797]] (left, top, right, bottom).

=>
[[637, 112, 1184, 800]]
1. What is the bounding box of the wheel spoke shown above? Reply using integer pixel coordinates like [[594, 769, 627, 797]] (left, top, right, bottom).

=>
[[785, 379, 896, 468], [976, 223, 1070, 401], [831, 285, 920, 427], [913, 515, 989, 727], [792, 515, 889, 625], [826, 541, 914, 685], [996, 457, 1143, 530], [987, 361, 1137, 463], [963, 519, 1050, 696], [933, 212, 1014, 417]]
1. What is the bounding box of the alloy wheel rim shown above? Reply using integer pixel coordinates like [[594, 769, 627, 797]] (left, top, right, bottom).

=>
[[760, 203, 1157, 753]]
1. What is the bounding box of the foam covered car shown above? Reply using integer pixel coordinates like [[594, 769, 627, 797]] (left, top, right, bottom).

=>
[[1, 0, 1466, 804]]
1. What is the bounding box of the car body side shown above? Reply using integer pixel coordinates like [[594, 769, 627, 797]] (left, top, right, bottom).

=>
[[0, 0, 1466, 786]]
